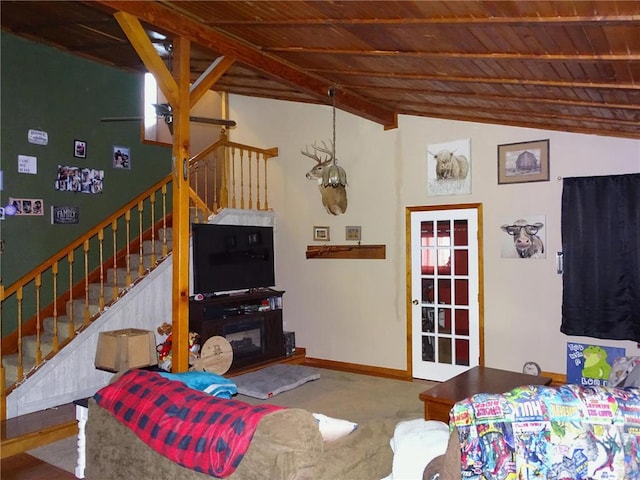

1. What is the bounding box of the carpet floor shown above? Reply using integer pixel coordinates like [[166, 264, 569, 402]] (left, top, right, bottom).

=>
[[27, 435, 78, 474], [27, 367, 437, 474], [236, 367, 436, 424]]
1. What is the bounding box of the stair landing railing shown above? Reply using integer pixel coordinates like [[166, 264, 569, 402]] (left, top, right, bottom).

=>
[[188, 129, 278, 222]]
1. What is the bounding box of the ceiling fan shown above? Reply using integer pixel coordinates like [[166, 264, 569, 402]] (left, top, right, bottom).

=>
[[101, 103, 236, 133]]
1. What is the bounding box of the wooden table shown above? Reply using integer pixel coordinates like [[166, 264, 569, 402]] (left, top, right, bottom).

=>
[[419, 366, 552, 422]]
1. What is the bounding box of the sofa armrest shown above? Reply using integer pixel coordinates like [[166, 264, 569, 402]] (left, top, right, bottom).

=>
[[422, 429, 461, 480], [238, 408, 323, 480]]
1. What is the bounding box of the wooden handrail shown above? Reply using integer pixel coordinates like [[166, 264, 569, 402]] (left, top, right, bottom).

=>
[[189, 129, 278, 164]]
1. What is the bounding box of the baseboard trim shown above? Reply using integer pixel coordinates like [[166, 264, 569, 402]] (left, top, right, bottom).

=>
[[303, 357, 412, 381], [542, 370, 567, 385], [303, 357, 567, 385]]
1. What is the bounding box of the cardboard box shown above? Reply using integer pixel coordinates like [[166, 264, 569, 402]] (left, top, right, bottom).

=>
[[95, 328, 158, 372]]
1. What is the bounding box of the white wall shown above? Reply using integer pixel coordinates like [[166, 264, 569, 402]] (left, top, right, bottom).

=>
[[228, 94, 640, 377]]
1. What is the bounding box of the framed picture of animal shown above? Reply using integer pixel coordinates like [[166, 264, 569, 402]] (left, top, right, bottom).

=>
[[497, 139, 549, 184], [426, 138, 471, 196], [500, 215, 547, 259]]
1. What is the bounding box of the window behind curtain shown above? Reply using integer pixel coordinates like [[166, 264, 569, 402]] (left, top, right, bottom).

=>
[[561, 173, 640, 341]]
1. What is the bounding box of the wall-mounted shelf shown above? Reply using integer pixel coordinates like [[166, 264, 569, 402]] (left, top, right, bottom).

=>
[[305, 244, 386, 259]]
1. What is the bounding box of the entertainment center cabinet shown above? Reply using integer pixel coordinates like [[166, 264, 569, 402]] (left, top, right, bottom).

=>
[[189, 289, 286, 372]]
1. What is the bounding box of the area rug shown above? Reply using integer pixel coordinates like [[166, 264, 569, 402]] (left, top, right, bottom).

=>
[[232, 364, 320, 399]]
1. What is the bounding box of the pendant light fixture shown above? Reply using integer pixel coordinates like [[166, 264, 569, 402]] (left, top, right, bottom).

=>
[[322, 87, 347, 188]]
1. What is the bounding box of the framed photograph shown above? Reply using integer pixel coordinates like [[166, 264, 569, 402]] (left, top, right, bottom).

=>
[[498, 139, 549, 184], [345, 225, 361, 241], [74, 140, 87, 159], [313, 226, 330, 241], [113, 145, 131, 169]]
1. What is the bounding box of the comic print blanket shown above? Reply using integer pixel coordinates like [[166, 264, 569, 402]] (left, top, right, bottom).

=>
[[450, 384, 640, 480], [94, 369, 284, 478]]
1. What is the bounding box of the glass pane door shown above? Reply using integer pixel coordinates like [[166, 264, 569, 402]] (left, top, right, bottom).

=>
[[410, 207, 480, 381]]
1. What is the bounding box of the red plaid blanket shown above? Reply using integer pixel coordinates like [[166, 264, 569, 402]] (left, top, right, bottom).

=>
[[94, 369, 283, 478]]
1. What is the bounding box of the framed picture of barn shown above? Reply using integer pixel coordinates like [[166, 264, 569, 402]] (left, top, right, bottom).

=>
[[426, 138, 471, 196], [497, 139, 549, 184]]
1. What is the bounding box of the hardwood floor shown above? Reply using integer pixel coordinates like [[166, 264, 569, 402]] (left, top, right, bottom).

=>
[[2, 403, 77, 479], [2, 453, 76, 480], [1, 403, 77, 458]]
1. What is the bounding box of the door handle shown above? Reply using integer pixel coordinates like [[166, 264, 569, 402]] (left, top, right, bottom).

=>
[[412, 299, 419, 305]]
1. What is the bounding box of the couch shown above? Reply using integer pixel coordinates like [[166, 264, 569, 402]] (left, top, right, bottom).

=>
[[423, 384, 640, 480], [85, 369, 399, 480]]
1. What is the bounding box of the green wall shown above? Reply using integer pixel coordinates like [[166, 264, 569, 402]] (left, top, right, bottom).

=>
[[0, 33, 171, 289]]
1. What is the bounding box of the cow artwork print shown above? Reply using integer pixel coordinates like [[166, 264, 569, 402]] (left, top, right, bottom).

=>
[[426, 138, 472, 196], [500, 216, 546, 259]]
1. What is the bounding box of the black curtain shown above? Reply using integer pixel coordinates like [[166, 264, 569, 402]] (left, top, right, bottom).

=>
[[561, 173, 640, 341]]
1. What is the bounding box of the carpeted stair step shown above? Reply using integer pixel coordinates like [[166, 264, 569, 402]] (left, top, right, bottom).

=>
[[22, 317, 75, 359], [66, 299, 101, 321], [159, 227, 173, 242], [142, 238, 172, 257], [86, 282, 125, 304], [107, 253, 157, 276], [3, 352, 37, 387], [41, 315, 74, 337], [106, 266, 144, 286]]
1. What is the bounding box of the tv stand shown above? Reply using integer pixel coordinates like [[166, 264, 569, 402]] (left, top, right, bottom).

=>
[[189, 290, 286, 373]]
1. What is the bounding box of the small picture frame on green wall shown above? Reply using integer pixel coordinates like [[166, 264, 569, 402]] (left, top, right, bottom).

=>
[[113, 145, 131, 169], [74, 139, 87, 159]]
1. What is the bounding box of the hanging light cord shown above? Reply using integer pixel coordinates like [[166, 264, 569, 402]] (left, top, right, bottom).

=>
[[330, 86, 337, 164]]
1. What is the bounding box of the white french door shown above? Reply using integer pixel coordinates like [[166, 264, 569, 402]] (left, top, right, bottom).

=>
[[408, 205, 482, 382]]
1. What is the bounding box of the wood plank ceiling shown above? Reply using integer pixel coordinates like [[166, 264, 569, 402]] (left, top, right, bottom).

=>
[[2, 1, 639, 138]]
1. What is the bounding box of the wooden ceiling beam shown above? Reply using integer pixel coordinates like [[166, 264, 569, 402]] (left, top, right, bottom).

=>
[[312, 68, 640, 91], [413, 110, 639, 140], [113, 11, 179, 106], [189, 56, 236, 108], [266, 47, 640, 62], [401, 102, 640, 128], [204, 16, 640, 26], [357, 86, 640, 112], [96, 0, 398, 128]]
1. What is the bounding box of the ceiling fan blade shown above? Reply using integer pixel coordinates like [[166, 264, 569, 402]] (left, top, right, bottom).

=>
[[101, 111, 236, 128], [101, 116, 144, 122], [190, 116, 237, 127]]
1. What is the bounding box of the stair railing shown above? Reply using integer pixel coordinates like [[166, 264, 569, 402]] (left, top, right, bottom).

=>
[[0, 176, 172, 413]]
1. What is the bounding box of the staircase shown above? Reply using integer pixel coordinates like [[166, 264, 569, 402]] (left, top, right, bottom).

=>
[[2, 228, 173, 390]]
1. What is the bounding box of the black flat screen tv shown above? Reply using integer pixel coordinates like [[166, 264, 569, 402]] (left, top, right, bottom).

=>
[[192, 223, 275, 294]]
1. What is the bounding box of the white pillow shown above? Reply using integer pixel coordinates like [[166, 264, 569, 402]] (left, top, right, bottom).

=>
[[312, 413, 358, 442], [388, 419, 450, 480]]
